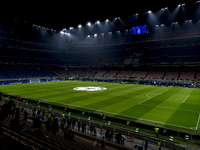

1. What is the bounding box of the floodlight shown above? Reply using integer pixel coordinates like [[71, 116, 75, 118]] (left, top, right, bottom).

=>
[[106, 19, 109, 22], [94, 34, 97, 37], [87, 22, 91, 26], [147, 10, 151, 13], [78, 24, 82, 28]]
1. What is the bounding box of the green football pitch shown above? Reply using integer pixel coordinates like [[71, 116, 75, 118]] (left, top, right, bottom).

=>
[[0, 81, 200, 134]]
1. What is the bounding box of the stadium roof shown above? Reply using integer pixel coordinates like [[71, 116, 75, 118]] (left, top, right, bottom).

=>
[[1, 0, 197, 30]]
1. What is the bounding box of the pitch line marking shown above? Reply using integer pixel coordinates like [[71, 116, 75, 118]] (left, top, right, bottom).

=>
[[196, 113, 200, 130], [139, 89, 169, 104], [146, 93, 154, 98], [140, 103, 199, 113], [136, 118, 194, 130], [183, 95, 190, 103], [24, 98, 196, 130]]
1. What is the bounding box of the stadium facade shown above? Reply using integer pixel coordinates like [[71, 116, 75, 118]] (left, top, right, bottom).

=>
[[1, 1, 200, 149], [1, 2, 200, 87]]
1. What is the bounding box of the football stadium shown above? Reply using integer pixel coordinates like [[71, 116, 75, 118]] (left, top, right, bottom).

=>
[[1, 1, 200, 149]]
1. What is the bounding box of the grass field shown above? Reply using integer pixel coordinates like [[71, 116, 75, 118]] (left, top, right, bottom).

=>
[[0, 80, 200, 134]]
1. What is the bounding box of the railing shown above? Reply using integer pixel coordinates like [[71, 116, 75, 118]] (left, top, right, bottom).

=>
[[1, 97, 197, 150]]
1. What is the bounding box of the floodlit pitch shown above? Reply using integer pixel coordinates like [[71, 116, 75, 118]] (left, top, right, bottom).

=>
[[0, 81, 200, 134]]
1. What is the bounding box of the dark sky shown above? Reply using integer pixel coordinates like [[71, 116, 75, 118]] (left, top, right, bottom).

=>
[[1, 0, 197, 30]]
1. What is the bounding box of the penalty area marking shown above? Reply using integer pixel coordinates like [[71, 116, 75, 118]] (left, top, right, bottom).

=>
[[139, 89, 169, 104], [146, 93, 155, 98]]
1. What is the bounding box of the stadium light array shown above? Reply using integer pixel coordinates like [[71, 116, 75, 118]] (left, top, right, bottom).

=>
[[60, 31, 70, 35], [32, 24, 57, 32], [56, 2, 200, 38]]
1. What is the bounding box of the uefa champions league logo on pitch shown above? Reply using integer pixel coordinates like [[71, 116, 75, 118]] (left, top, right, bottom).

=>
[[73, 86, 107, 91]]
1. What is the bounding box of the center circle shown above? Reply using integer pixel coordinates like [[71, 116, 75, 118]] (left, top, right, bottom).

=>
[[73, 86, 107, 91]]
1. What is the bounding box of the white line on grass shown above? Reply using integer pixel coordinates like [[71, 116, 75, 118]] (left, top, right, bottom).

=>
[[40, 98, 195, 130], [196, 113, 200, 130], [139, 89, 169, 104], [183, 95, 190, 103], [140, 103, 199, 113], [137, 118, 195, 130], [146, 93, 154, 98], [40, 99, 132, 117], [43, 100, 195, 129]]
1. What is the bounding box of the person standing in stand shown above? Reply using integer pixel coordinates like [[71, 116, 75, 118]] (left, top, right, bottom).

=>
[[154, 124, 159, 138], [65, 105, 68, 111], [158, 140, 162, 150], [144, 140, 148, 150], [100, 112, 103, 119], [78, 121, 81, 132]]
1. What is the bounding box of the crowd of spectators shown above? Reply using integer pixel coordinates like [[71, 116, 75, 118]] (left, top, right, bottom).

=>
[[0, 99, 153, 150]]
